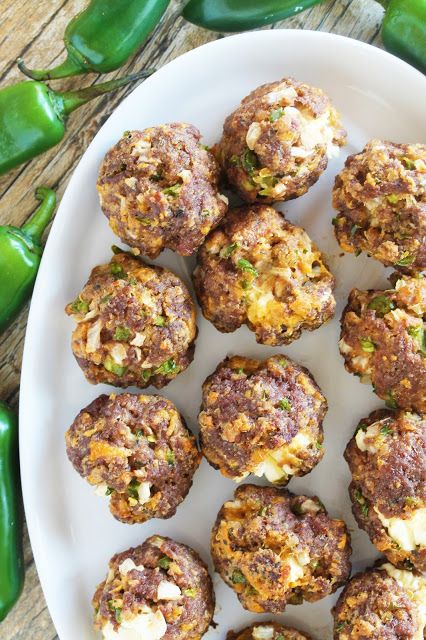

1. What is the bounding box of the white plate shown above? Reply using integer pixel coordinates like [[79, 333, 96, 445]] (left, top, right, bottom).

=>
[[20, 29, 426, 640]]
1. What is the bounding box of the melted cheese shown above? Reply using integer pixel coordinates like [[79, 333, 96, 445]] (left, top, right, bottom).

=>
[[376, 508, 426, 551], [382, 564, 426, 640], [102, 607, 167, 640], [253, 431, 312, 482], [252, 626, 275, 640]]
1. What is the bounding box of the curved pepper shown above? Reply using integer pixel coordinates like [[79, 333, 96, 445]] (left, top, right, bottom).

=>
[[182, 0, 324, 32], [0, 187, 56, 334], [18, 0, 171, 80], [0, 69, 152, 175], [0, 401, 23, 622], [379, 0, 426, 73]]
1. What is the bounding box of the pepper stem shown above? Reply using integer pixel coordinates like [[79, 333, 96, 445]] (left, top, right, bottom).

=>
[[21, 187, 57, 243], [17, 54, 84, 80], [55, 69, 153, 116]]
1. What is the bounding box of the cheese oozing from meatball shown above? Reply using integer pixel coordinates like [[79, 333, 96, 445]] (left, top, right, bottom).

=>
[[382, 563, 426, 640], [376, 509, 426, 551], [102, 606, 167, 640], [252, 626, 275, 640], [253, 431, 312, 482]]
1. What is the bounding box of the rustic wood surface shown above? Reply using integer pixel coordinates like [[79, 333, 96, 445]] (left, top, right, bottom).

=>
[[0, 0, 385, 637]]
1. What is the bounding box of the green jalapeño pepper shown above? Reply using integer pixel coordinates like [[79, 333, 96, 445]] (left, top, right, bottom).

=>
[[182, 0, 324, 32], [0, 69, 151, 175], [0, 187, 56, 334], [379, 0, 426, 73], [18, 0, 171, 80], [0, 401, 23, 621]]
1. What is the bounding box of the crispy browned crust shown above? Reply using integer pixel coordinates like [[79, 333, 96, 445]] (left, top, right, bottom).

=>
[[193, 204, 335, 345], [227, 621, 312, 640], [344, 409, 426, 571], [332, 567, 419, 639], [97, 123, 227, 258], [332, 140, 426, 271], [218, 77, 346, 203], [65, 252, 197, 389], [93, 535, 214, 640], [339, 274, 426, 412], [66, 393, 201, 524], [211, 484, 351, 614], [198, 354, 326, 483]]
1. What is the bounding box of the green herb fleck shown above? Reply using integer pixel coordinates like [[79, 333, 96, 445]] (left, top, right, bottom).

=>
[[231, 569, 246, 584], [71, 296, 89, 314], [269, 107, 284, 122], [100, 294, 112, 305], [155, 358, 178, 376], [127, 479, 140, 500], [135, 429, 143, 438], [183, 588, 196, 597], [385, 391, 398, 409], [229, 155, 240, 166], [110, 263, 127, 279], [158, 556, 171, 570], [387, 194, 399, 204], [163, 183, 182, 197], [220, 242, 239, 258], [105, 487, 114, 496], [141, 369, 152, 382], [166, 449, 175, 465], [153, 316, 167, 327], [278, 397, 291, 411], [354, 489, 369, 516], [350, 224, 360, 236], [137, 217, 153, 226], [380, 424, 394, 436], [278, 358, 287, 367], [246, 585, 258, 596], [402, 157, 415, 170], [108, 600, 122, 624], [331, 217, 338, 225], [367, 295, 395, 317], [104, 356, 127, 377], [237, 258, 258, 277], [241, 149, 258, 175], [258, 506, 268, 516], [336, 621, 347, 631], [408, 325, 426, 356], [355, 422, 367, 435], [276, 635, 285, 640], [360, 337, 375, 353], [128, 277, 138, 286], [240, 280, 251, 290], [113, 326, 131, 341], [395, 252, 415, 267], [354, 249, 362, 257], [235, 368, 245, 374], [316, 441, 323, 450]]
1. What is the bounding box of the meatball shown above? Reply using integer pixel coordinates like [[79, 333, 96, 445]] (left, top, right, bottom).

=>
[[193, 205, 335, 345], [211, 484, 351, 613], [227, 621, 312, 640], [339, 274, 426, 412], [93, 535, 214, 640], [65, 252, 197, 389], [332, 140, 426, 271], [65, 393, 201, 524], [97, 124, 228, 258], [198, 355, 326, 484], [344, 409, 426, 572], [333, 564, 426, 639], [217, 77, 346, 203]]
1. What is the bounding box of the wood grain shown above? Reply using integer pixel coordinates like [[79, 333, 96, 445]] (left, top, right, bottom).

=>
[[0, 1, 384, 637]]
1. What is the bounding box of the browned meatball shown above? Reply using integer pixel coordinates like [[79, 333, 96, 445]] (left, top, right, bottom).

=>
[[344, 409, 426, 572], [227, 621, 312, 640], [65, 393, 201, 524], [93, 535, 214, 640], [65, 252, 197, 389], [218, 77, 346, 203], [97, 124, 228, 258], [333, 564, 426, 639], [211, 484, 351, 614], [193, 205, 335, 345], [332, 140, 426, 271], [339, 274, 426, 412], [199, 355, 326, 484]]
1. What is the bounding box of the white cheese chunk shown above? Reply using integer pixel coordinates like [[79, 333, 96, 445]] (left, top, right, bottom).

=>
[[157, 580, 181, 600], [94, 483, 109, 498], [118, 558, 145, 576], [252, 626, 275, 640], [102, 607, 167, 640], [376, 508, 426, 551]]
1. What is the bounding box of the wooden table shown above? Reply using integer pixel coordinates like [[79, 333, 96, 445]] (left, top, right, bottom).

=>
[[0, 1, 385, 637]]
